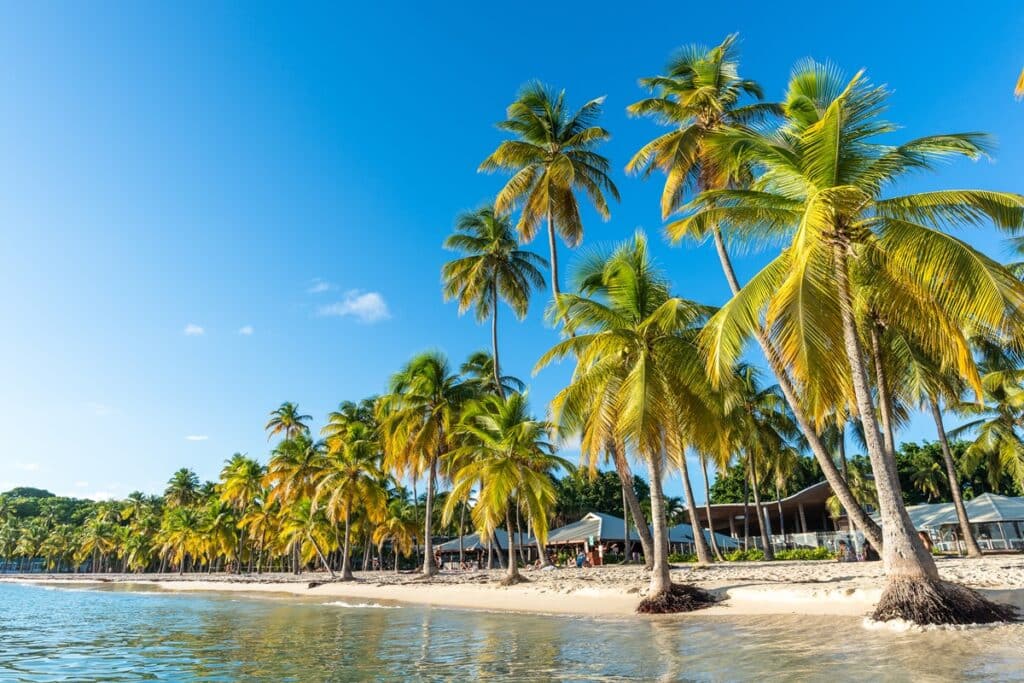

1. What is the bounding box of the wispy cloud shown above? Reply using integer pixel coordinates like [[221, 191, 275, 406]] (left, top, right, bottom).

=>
[[558, 434, 582, 452], [185, 435, 209, 442], [307, 278, 333, 294], [318, 290, 391, 324], [14, 462, 40, 472], [184, 323, 205, 336], [85, 402, 114, 417], [238, 325, 254, 336]]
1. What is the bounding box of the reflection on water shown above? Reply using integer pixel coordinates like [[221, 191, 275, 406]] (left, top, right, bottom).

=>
[[1, 582, 1023, 682]]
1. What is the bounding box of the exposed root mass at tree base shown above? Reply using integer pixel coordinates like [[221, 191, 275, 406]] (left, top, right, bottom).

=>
[[500, 574, 529, 586], [636, 583, 718, 614], [872, 577, 1017, 625]]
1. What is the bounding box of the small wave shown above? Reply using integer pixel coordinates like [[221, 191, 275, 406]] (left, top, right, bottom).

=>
[[324, 600, 400, 609], [861, 617, 993, 633]]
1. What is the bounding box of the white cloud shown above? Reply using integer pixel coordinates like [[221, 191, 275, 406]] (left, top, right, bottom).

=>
[[74, 481, 89, 488], [558, 434, 582, 452], [318, 290, 391, 324], [14, 462, 40, 472], [184, 323, 205, 336], [238, 325, 254, 336], [85, 402, 114, 417], [185, 435, 209, 441], [307, 278, 333, 294], [89, 491, 114, 501]]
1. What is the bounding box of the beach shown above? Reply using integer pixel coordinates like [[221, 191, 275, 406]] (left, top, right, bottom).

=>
[[7, 555, 1024, 619]]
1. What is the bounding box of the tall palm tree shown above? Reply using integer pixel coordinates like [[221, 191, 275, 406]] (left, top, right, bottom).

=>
[[683, 62, 1024, 623], [633, 37, 883, 549], [445, 392, 567, 584], [952, 366, 1024, 492], [279, 498, 335, 577], [378, 351, 473, 576], [316, 421, 387, 580], [480, 82, 619, 301], [459, 350, 526, 397], [164, 468, 200, 508], [443, 206, 546, 396], [537, 233, 720, 609], [373, 497, 419, 573], [265, 402, 312, 442]]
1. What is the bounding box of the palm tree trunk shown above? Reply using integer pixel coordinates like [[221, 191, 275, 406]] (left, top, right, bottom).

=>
[[930, 398, 982, 558], [621, 483, 631, 564], [742, 476, 750, 551], [503, 508, 520, 583], [491, 284, 504, 399], [868, 321, 897, 456], [422, 458, 438, 576], [701, 457, 725, 562], [673, 440, 712, 564], [644, 455, 671, 597], [608, 441, 654, 568], [749, 457, 774, 560], [775, 483, 786, 540], [394, 545, 400, 573], [533, 515, 551, 568], [458, 502, 467, 568], [710, 227, 883, 549], [309, 535, 335, 579], [546, 210, 561, 302], [832, 242, 936, 580], [341, 505, 354, 580]]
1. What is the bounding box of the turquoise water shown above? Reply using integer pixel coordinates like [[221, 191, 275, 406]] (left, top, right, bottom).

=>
[[2, 582, 1024, 682]]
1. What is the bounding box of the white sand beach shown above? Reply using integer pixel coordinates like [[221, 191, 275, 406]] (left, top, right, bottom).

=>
[[8, 556, 1024, 618]]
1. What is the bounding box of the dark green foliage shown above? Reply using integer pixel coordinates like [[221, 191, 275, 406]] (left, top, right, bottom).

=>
[[552, 467, 649, 527], [709, 457, 822, 503]]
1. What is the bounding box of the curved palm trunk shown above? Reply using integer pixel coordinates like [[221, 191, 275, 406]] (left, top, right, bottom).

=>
[[929, 398, 983, 558], [340, 505, 354, 580], [422, 458, 439, 576], [491, 285, 504, 399], [710, 227, 884, 550], [504, 508, 520, 583], [546, 211, 561, 302], [309, 534, 335, 579], [701, 458, 725, 562], [833, 242, 936, 580], [673, 442, 712, 564], [644, 455, 671, 597], [868, 322, 897, 456], [609, 441, 654, 568], [748, 457, 774, 560], [457, 502, 467, 568], [621, 484, 631, 564]]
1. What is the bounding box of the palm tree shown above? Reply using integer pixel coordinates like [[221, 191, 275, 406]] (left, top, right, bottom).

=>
[[278, 498, 334, 576], [442, 206, 546, 395], [445, 392, 566, 584], [316, 421, 387, 580], [265, 402, 312, 442], [460, 350, 526, 398], [952, 366, 1024, 492], [378, 351, 473, 576], [480, 82, 619, 301], [537, 233, 720, 609], [683, 62, 1024, 623], [373, 497, 419, 573], [264, 434, 327, 573], [159, 506, 201, 573], [164, 468, 200, 508], [634, 38, 883, 550]]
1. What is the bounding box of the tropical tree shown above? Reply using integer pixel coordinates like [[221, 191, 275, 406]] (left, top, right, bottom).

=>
[[445, 392, 566, 584], [164, 469, 200, 508], [460, 350, 526, 398], [316, 421, 387, 580], [373, 497, 419, 573], [480, 82, 619, 300], [442, 206, 546, 395], [278, 498, 334, 577], [634, 37, 883, 550], [265, 402, 312, 442], [378, 351, 473, 576], [680, 61, 1024, 623], [537, 233, 720, 609]]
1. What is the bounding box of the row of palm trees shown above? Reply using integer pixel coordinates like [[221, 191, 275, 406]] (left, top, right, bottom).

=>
[[459, 34, 1024, 623]]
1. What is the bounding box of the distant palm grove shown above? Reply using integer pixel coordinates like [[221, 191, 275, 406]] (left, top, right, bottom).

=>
[[5, 36, 1024, 624]]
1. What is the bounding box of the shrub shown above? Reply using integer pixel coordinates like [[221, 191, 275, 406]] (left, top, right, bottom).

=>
[[668, 552, 698, 563], [724, 548, 765, 562], [775, 547, 835, 561]]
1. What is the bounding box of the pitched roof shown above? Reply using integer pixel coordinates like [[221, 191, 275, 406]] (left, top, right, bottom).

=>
[[888, 493, 1024, 529], [545, 511, 739, 548], [435, 529, 532, 553]]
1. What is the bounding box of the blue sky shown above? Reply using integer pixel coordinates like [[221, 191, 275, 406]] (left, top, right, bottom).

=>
[[1, 2, 1022, 502]]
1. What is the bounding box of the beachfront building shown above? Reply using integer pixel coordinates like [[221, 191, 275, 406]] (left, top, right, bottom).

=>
[[900, 493, 1024, 553], [543, 512, 738, 564], [434, 530, 534, 568]]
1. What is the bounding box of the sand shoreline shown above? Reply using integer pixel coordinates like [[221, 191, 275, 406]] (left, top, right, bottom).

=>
[[5, 556, 1024, 619]]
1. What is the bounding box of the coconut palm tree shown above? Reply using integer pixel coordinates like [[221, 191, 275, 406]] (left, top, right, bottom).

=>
[[321, 399, 377, 452], [682, 61, 1024, 623], [164, 468, 200, 508], [442, 206, 546, 395], [445, 392, 567, 584], [634, 38, 883, 549], [316, 421, 387, 580], [537, 233, 720, 609], [373, 497, 419, 573], [378, 351, 473, 576], [265, 402, 312, 442], [278, 498, 334, 576], [952, 366, 1024, 492], [459, 351, 526, 398], [159, 506, 201, 574], [480, 83, 619, 301]]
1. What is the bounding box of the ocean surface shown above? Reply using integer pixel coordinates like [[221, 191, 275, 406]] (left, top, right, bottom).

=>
[[1, 582, 1023, 682]]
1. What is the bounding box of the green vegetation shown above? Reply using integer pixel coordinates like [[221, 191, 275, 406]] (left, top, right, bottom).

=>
[[7, 34, 1024, 625]]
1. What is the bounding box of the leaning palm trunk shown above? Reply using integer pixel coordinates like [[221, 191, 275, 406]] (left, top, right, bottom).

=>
[[671, 439, 712, 564], [421, 458, 438, 576], [833, 243, 1011, 624], [929, 398, 983, 558], [710, 227, 884, 550], [501, 509, 523, 585], [636, 454, 715, 613], [609, 441, 654, 568], [701, 457, 725, 562], [748, 458, 774, 560], [457, 503, 467, 568], [546, 211, 561, 302], [309, 535, 335, 579], [340, 506, 354, 580]]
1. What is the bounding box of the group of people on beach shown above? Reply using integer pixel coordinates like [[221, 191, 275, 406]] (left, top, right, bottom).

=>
[[835, 539, 880, 562]]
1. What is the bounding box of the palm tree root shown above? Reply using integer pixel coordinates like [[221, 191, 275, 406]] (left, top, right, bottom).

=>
[[636, 583, 718, 614], [872, 577, 1017, 625], [500, 573, 529, 586]]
